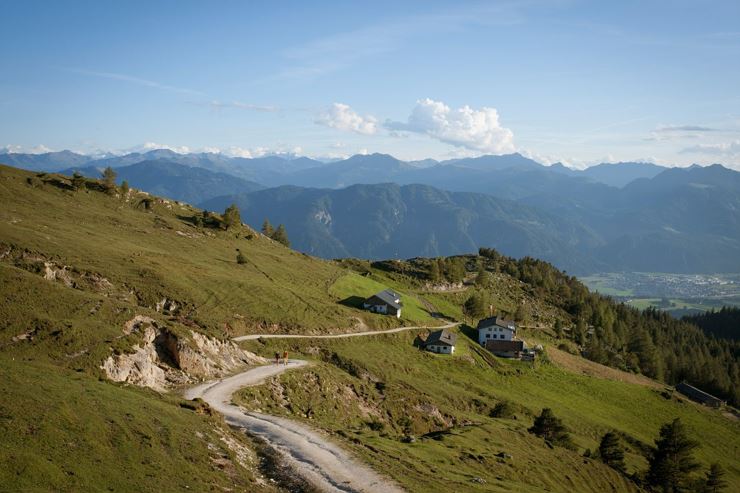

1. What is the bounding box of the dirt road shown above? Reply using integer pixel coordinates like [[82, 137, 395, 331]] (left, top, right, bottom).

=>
[[185, 360, 404, 493], [233, 321, 459, 341]]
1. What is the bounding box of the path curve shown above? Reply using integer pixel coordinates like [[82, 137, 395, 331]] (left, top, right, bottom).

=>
[[185, 360, 404, 493], [233, 321, 459, 341]]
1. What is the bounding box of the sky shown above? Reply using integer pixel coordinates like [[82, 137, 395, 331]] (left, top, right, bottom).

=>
[[1, 0, 740, 168]]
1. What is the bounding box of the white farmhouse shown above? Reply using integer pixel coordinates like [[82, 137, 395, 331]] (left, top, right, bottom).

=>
[[476, 316, 516, 345]]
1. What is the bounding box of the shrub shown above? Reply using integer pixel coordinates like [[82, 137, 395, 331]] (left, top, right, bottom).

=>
[[236, 249, 247, 265], [490, 401, 517, 419]]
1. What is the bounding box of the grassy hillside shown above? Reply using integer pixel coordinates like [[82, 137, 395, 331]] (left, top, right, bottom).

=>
[[236, 330, 740, 492], [0, 164, 439, 335], [0, 355, 275, 492], [2, 163, 738, 492], [0, 164, 440, 491]]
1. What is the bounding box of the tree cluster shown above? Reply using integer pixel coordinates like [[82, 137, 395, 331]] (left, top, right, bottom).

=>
[[683, 307, 740, 341], [472, 248, 740, 407], [261, 218, 290, 247]]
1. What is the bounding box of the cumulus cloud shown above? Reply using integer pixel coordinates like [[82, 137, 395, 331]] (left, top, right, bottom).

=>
[[316, 103, 378, 135], [386, 98, 515, 154]]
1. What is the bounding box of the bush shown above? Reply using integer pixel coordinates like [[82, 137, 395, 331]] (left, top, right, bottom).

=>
[[490, 401, 517, 419], [236, 250, 247, 264]]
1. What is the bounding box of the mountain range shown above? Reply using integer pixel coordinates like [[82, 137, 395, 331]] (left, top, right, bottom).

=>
[[3, 149, 739, 274]]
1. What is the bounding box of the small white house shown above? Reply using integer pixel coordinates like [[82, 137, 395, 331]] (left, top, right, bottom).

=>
[[363, 289, 402, 318], [476, 316, 516, 345], [424, 329, 457, 354]]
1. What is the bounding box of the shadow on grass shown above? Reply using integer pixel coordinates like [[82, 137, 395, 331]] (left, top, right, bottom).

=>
[[338, 296, 366, 309], [460, 324, 478, 342]]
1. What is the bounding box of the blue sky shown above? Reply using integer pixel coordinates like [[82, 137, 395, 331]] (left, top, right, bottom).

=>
[[2, 0, 740, 167]]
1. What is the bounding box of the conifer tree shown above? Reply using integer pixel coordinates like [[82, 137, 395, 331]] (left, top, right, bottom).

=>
[[222, 203, 241, 230], [647, 418, 700, 492], [528, 408, 572, 447], [554, 319, 564, 339], [598, 431, 626, 472], [463, 292, 486, 321], [261, 218, 274, 236], [101, 166, 117, 192], [272, 224, 290, 247], [475, 264, 490, 287], [429, 259, 441, 283], [120, 180, 129, 197], [703, 463, 727, 493]]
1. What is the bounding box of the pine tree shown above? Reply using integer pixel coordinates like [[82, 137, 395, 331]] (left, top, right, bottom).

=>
[[261, 218, 274, 236], [528, 408, 572, 447], [514, 304, 527, 324], [598, 431, 626, 472], [475, 264, 490, 287], [222, 203, 241, 230], [554, 319, 564, 339], [443, 257, 465, 283], [272, 224, 290, 247], [429, 260, 441, 283], [101, 166, 117, 192], [120, 180, 130, 197], [463, 292, 486, 321], [71, 171, 86, 191], [703, 463, 727, 493], [647, 418, 700, 492]]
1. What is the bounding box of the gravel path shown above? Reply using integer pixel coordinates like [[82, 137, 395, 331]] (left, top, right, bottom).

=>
[[233, 321, 459, 341], [185, 360, 405, 493]]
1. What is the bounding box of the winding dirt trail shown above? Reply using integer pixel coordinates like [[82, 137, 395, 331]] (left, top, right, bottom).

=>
[[187, 323, 460, 491], [186, 360, 404, 492], [233, 321, 459, 341]]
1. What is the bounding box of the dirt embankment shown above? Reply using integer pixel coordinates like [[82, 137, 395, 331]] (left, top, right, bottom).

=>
[[102, 315, 267, 391]]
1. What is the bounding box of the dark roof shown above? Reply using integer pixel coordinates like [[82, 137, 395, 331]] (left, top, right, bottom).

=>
[[367, 289, 402, 310], [485, 340, 524, 352], [425, 329, 457, 346], [477, 316, 516, 331], [676, 382, 724, 406]]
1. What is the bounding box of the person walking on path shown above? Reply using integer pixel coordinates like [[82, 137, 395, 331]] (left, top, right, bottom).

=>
[[283, 350, 289, 366], [274, 351, 280, 365]]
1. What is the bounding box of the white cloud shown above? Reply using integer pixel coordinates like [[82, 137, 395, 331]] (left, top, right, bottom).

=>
[[128, 142, 192, 154], [681, 140, 740, 156], [70, 69, 204, 96], [2, 144, 53, 154], [316, 103, 378, 135], [206, 100, 280, 112], [386, 99, 515, 154]]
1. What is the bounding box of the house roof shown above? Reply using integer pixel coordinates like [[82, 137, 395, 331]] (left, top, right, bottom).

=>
[[425, 329, 457, 347], [367, 289, 402, 310], [676, 382, 724, 404], [477, 316, 516, 331], [485, 339, 524, 352]]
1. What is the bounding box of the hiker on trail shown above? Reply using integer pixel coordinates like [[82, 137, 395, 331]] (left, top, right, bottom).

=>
[[283, 350, 289, 365], [274, 352, 280, 365]]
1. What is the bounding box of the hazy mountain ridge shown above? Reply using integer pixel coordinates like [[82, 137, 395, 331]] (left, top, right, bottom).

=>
[[203, 165, 740, 274], [60, 160, 264, 205], [4, 149, 739, 274]]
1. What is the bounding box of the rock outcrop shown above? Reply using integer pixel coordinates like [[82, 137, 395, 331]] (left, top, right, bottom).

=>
[[101, 315, 267, 391]]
